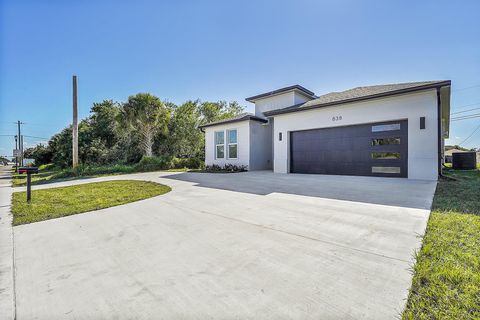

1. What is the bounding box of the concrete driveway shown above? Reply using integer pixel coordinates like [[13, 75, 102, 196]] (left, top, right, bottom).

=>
[[12, 171, 436, 319]]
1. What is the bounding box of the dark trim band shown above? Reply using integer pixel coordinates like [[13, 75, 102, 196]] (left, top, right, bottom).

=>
[[264, 80, 451, 116]]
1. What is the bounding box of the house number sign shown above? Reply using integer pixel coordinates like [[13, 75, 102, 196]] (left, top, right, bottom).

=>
[[332, 115, 343, 121]]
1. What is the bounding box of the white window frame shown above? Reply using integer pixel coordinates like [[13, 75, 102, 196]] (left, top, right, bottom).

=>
[[227, 129, 238, 160], [214, 131, 225, 159]]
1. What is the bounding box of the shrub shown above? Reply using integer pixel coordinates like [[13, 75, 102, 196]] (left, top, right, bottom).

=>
[[172, 157, 203, 169], [134, 156, 174, 172], [205, 164, 247, 172], [38, 163, 56, 171]]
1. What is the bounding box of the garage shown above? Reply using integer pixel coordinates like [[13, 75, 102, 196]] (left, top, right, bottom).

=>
[[290, 120, 408, 177]]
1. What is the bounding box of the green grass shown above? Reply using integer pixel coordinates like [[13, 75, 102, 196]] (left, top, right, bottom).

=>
[[11, 164, 137, 187], [12, 180, 171, 225], [11, 163, 198, 187], [403, 168, 480, 319]]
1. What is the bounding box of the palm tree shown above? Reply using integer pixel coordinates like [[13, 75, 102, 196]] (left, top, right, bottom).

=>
[[118, 93, 169, 157]]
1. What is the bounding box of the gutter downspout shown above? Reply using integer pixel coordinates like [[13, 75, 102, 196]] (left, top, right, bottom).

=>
[[437, 89, 443, 178]]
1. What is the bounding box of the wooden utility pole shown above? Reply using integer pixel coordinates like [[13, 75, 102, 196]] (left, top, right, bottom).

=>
[[72, 75, 79, 168], [14, 135, 18, 170], [17, 120, 22, 166]]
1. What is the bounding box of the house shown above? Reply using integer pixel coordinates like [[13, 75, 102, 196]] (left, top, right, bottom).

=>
[[200, 80, 451, 180]]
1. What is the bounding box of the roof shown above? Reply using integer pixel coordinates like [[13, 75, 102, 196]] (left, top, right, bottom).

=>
[[199, 113, 268, 129], [264, 80, 451, 116], [444, 148, 477, 156], [245, 85, 315, 102]]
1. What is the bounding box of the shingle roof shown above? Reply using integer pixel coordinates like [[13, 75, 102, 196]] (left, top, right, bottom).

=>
[[264, 80, 451, 116], [199, 112, 268, 129], [245, 85, 315, 102]]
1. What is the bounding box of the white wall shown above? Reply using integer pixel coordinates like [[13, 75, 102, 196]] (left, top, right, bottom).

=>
[[204, 121, 250, 168], [249, 121, 273, 170], [272, 89, 439, 180], [254, 92, 296, 117], [254, 91, 313, 117], [293, 92, 312, 105]]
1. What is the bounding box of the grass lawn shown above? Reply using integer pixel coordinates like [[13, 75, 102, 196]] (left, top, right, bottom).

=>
[[11, 164, 192, 187], [12, 180, 171, 225], [403, 168, 480, 319]]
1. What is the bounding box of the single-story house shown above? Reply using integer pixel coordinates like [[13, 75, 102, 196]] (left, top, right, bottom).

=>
[[199, 80, 451, 180]]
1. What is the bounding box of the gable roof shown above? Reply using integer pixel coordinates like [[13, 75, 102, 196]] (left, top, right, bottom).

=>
[[245, 85, 315, 102], [199, 112, 268, 129], [263, 80, 451, 116]]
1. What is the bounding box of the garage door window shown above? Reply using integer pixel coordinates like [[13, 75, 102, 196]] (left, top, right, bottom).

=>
[[215, 131, 224, 159], [371, 123, 401, 132], [372, 166, 401, 174], [372, 138, 401, 145], [227, 129, 238, 159], [371, 152, 400, 159]]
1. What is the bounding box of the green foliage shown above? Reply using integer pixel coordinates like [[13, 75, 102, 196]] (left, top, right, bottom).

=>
[[403, 168, 480, 319], [12, 157, 204, 187], [205, 164, 248, 172], [173, 157, 204, 169], [198, 100, 244, 124], [134, 156, 175, 171], [119, 93, 170, 157], [12, 180, 171, 225], [26, 93, 244, 169], [158, 100, 203, 158]]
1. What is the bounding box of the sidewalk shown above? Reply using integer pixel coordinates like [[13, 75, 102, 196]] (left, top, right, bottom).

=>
[[0, 166, 14, 320]]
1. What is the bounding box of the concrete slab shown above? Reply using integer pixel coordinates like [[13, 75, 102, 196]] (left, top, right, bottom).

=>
[[13, 171, 436, 319]]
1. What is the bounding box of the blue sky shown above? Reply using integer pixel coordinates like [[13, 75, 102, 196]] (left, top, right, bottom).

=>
[[1, 0, 479, 157]]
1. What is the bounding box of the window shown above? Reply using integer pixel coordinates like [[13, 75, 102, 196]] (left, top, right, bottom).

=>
[[227, 129, 238, 159], [215, 131, 224, 159], [372, 166, 401, 174], [371, 123, 401, 132], [371, 152, 400, 159], [371, 138, 400, 146]]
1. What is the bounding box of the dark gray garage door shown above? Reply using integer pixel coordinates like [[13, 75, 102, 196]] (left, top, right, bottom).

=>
[[290, 120, 408, 177]]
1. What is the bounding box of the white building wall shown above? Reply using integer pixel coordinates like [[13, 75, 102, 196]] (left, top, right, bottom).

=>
[[204, 121, 250, 168], [273, 89, 439, 180], [293, 92, 313, 105], [249, 121, 273, 170], [254, 92, 296, 117], [254, 91, 314, 117]]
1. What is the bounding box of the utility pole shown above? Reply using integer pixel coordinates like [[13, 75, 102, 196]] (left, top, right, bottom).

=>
[[72, 75, 79, 168], [17, 120, 23, 166], [14, 135, 18, 170]]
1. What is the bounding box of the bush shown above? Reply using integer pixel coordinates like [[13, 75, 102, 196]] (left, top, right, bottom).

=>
[[38, 163, 56, 171], [205, 164, 247, 172], [49, 164, 136, 179], [134, 156, 174, 172], [172, 157, 203, 169]]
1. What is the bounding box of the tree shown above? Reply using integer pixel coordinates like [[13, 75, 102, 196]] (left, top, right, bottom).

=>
[[162, 100, 203, 158], [199, 101, 244, 124], [23, 144, 52, 166], [119, 93, 170, 157], [90, 100, 120, 148]]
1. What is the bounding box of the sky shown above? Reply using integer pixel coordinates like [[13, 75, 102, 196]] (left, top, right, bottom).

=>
[[1, 0, 480, 157]]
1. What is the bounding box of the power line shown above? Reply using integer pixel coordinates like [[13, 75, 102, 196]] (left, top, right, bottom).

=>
[[450, 102, 480, 111], [23, 122, 60, 127], [451, 107, 480, 115], [458, 122, 480, 146], [23, 135, 49, 140], [451, 114, 480, 122], [452, 84, 480, 92]]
